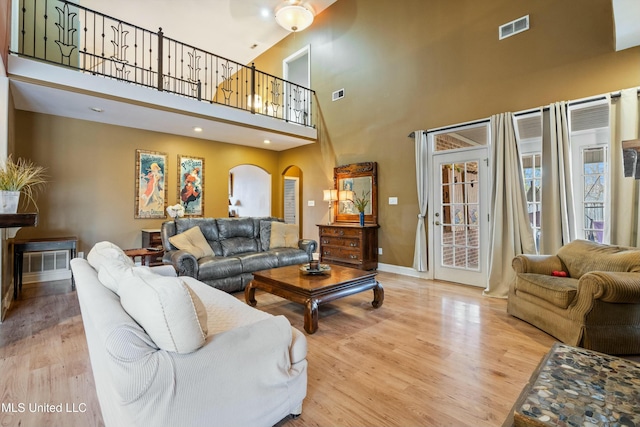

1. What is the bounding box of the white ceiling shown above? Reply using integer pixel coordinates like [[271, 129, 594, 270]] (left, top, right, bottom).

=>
[[80, 0, 337, 65]]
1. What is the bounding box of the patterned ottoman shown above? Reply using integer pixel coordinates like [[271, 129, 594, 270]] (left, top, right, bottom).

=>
[[505, 342, 640, 427]]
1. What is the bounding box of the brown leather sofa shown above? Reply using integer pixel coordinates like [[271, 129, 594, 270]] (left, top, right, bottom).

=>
[[508, 239, 640, 354]]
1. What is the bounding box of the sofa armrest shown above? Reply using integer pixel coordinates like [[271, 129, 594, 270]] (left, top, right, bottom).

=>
[[165, 249, 198, 278], [512, 254, 565, 275], [290, 326, 307, 365], [578, 271, 640, 303], [298, 239, 317, 260]]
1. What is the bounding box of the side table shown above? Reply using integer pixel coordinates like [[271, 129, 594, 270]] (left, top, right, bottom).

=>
[[12, 236, 77, 299], [124, 248, 165, 266]]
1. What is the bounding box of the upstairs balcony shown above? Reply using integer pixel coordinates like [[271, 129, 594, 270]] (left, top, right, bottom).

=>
[[7, 0, 317, 150]]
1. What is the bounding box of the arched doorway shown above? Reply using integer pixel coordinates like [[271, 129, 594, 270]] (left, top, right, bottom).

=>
[[228, 165, 271, 217]]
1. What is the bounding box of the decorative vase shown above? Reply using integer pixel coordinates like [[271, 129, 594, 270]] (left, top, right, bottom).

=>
[[0, 191, 20, 214], [359, 211, 365, 226]]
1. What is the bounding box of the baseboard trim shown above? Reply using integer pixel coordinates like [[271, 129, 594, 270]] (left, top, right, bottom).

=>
[[23, 270, 71, 284], [377, 262, 431, 279]]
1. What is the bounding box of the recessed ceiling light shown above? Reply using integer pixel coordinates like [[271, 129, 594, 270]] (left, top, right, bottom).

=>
[[89, 107, 103, 113], [263, 139, 271, 144], [193, 127, 203, 132], [260, 8, 270, 18]]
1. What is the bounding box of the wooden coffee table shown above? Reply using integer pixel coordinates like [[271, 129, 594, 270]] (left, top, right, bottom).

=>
[[245, 264, 384, 334]]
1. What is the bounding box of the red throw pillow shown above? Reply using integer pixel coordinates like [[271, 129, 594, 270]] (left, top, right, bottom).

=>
[[551, 270, 568, 277]]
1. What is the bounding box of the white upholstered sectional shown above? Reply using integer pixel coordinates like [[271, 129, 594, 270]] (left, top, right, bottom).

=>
[[71, 242, 307, 427]]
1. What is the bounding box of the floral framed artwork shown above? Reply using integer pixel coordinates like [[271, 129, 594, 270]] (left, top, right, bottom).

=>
[[178, 154, 204, 216], [135, 149, 168, 219]]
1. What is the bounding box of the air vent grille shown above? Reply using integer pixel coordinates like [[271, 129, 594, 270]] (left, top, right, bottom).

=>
[[517, 115, 542, 140], [499, 15, 529, 40], [332, 88, 345, 101], [570, 104, 609, 132]]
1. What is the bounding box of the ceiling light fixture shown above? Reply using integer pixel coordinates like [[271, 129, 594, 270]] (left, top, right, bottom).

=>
[[89, 107, 103, 113], [275, 2, 314, 32], [193, 127, 203, 132], [263, 139, 271, 144]]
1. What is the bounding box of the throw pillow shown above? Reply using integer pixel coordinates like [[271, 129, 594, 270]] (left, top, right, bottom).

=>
[[269, 221, 299, 249], [169, 226, 215, 259], [87, 241, 135, 271], [118, 274, 208, 354], [97, 258, 154, 294]]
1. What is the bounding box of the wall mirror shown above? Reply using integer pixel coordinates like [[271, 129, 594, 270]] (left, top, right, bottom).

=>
[[334, 162, 378, 224]]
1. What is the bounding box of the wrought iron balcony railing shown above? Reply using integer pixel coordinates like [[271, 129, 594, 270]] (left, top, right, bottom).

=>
[[12, 0, 315, 128]]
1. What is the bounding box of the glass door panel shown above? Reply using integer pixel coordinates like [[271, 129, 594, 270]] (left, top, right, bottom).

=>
[[432, 150, 488, 287]]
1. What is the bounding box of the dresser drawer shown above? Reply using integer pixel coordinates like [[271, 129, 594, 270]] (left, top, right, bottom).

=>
[[321, 246, 361, 261], [320, 236, 361, 249], [321, 247, 362, 264], [319, 226, 363, 238]]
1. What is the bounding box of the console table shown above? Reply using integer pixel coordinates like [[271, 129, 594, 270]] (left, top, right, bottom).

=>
[[317, 223, 379, 270], [12, 236, 77, 299]]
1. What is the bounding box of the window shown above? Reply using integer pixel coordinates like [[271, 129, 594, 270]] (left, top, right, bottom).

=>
[[514, 111, 543, 252], [569, 100, 610, 244], [522, 153, 542, 251], [579, 147, 607, 243]]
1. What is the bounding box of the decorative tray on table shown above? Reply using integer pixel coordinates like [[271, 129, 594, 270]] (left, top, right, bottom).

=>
[[300, 263, 331, 275]]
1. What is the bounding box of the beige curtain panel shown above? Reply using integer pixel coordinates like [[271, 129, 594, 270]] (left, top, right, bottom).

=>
[[484, 113, 535, 298], [413, 130, 429, 272], [540, 102, 576, 255], [609, 88, 639, 247]]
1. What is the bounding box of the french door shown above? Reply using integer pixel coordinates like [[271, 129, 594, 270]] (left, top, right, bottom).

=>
[[431, 148, 489, 287]]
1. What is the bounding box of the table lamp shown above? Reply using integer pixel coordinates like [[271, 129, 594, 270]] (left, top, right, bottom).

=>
[[323, 189, 338, 225]]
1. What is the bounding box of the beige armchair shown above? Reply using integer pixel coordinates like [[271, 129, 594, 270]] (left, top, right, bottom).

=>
[[508, 239, 640, 354]]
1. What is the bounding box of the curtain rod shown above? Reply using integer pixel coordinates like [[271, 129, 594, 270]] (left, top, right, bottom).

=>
[[513, 89, 639, 117], [409, 88, 639, 138]]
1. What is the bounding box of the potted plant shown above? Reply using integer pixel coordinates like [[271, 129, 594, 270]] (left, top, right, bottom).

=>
[[0, 156, 47, 213], [353, 190, 370, 226]]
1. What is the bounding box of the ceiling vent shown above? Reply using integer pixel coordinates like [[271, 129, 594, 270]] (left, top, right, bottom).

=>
[[499, 15, 529, 40], [332, 88, 345, 101]]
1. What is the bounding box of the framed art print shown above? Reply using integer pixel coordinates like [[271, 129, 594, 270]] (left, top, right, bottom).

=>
[[135, 149, 168, 219], [178, 154, 204, 216]]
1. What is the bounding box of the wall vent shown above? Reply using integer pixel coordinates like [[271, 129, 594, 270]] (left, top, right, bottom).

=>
[[499, 15, 529, 40], [22, 250, 71, 284], [332, 88, 345, 101]]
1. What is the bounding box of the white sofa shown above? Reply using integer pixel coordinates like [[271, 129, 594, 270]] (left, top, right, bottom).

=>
[[71, 242, 307, 427]]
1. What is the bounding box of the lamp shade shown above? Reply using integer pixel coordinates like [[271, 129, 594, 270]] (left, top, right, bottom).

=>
[[275, 5, 314, 32], [339, 190, 354, 201], [323, 189, 338, 202]]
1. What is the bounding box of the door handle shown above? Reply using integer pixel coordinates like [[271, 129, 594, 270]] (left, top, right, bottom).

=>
[[435, 221, 441, 226]]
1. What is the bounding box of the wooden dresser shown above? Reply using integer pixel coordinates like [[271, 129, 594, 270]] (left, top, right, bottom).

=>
[[317, 224, 379, 270]]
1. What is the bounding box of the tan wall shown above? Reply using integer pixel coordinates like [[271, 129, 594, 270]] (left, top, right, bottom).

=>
[[252, 0, 640, 267], [13, 112, 281, 254]]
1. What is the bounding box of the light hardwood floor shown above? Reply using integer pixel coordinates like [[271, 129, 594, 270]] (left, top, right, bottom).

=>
[[0, 272, 566, 427]]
